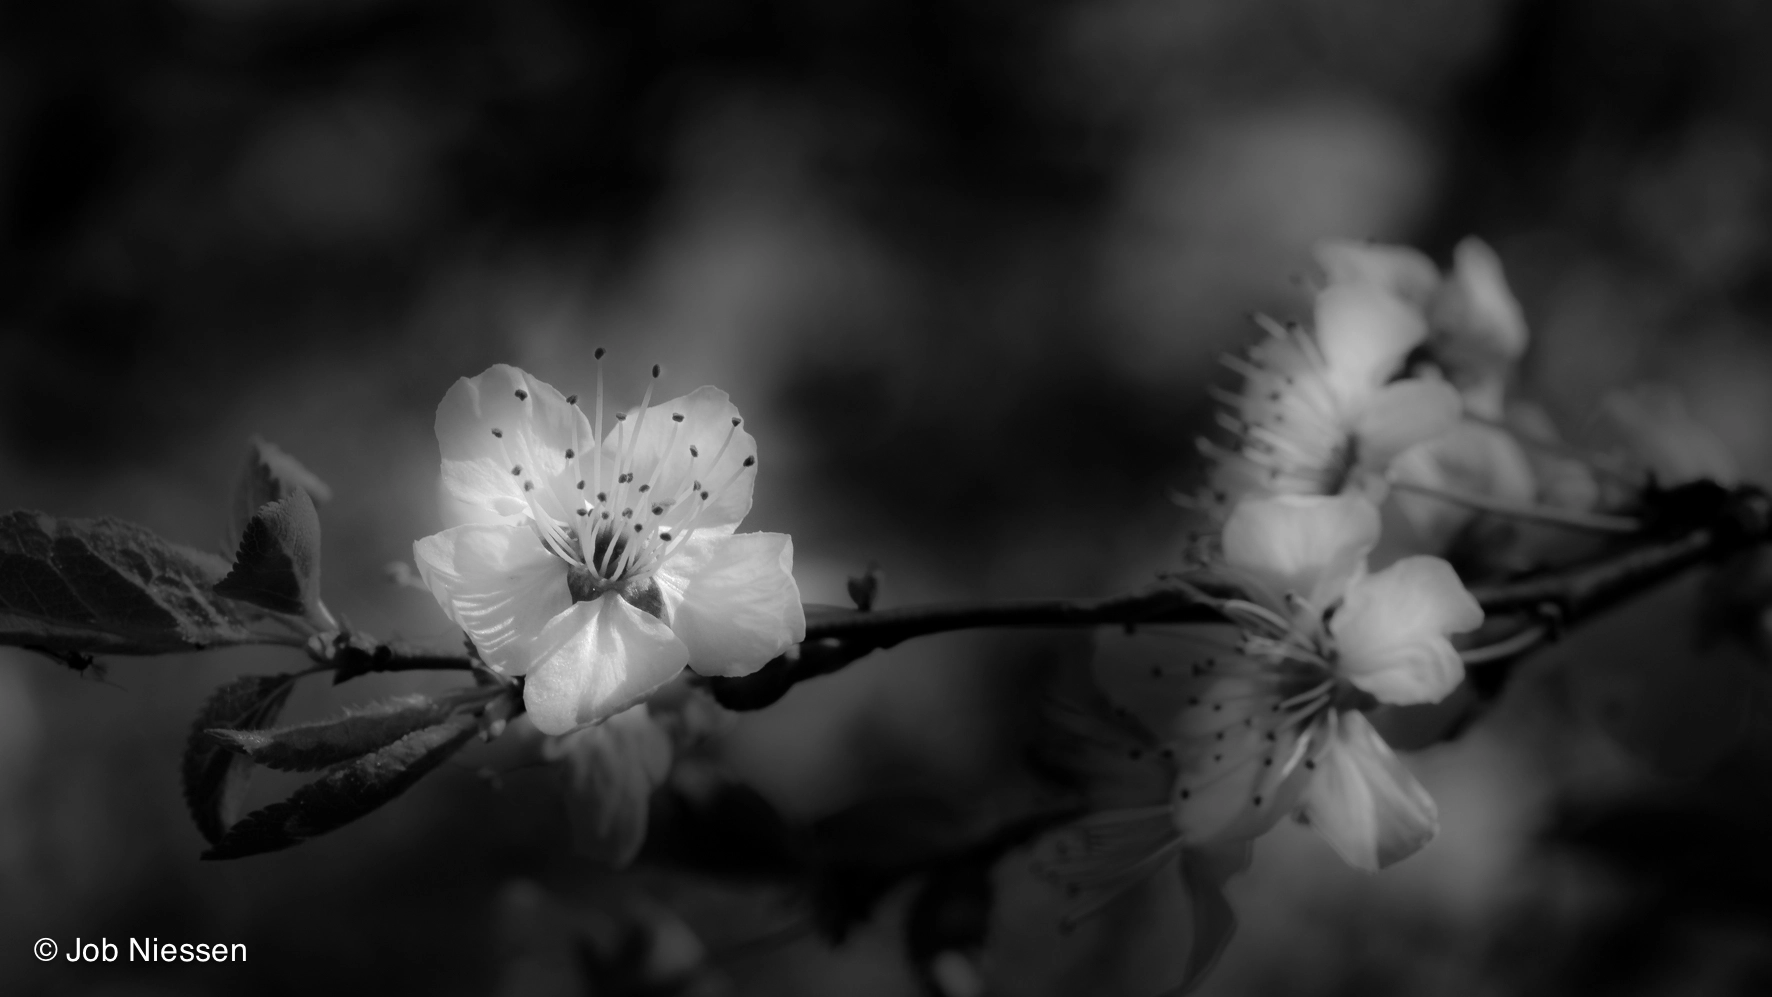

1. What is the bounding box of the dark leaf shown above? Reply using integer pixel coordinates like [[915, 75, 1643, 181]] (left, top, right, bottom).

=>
[[207, 687, 497, 772], [214, 489, 332, 627], [182, 672, 302, 845], [202, 712, 480, 860], [229, 436, 331, 552], [0, 510, 276, 655], [642, 766, 804, 881]]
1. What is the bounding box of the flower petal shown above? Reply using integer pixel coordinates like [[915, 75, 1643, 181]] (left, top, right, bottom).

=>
[[1388, 421, 1537, 553], [1221, 493, 1380, 611], [1331, 556, 1482, 705], [653, 531, 805, 677], [523, 595, 691, 734], [604, 386, 758, 536], [542, 704, 674, 867], [1353, 378, 1462, 471], [413, 523, 570, 676], [435, 365, 596, 527], [1314, 240, 1440, 307], [1314, 283, 1428, 405], [1300, 710, 1438, 871], [1090, 624, 1247, 740], [1429, 237, 1528, 363]]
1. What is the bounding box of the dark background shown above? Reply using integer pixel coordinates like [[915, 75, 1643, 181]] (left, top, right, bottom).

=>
[[2, 0, 1771, 994]]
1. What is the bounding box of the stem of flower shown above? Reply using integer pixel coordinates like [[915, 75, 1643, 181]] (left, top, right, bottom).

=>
[[1388, 478, 1642, 533], [1459, 413, 1643, 487], [1459, 624, 1549, 665]]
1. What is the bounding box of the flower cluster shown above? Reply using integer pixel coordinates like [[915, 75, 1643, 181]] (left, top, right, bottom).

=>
[[414, 362, 805, 735]]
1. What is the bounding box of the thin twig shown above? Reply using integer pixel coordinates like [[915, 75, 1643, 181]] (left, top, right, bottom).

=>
[[1389, 479, 1642, 533]]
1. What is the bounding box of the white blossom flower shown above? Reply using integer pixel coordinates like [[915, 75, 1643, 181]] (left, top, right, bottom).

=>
[[1427, 237, 1529, 418], [1202, 282, 1462, 507], [1099, 493, 1482, 871], [415, 362, 805, 734]]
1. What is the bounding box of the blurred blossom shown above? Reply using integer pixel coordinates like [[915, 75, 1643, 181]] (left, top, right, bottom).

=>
[[541, 705, 672, 868], [1602, 384, 1739, 488]]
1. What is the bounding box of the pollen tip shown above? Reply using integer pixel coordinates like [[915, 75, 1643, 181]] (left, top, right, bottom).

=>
[[576, 480, 585, 489], [510, 465, 522, 475], [660, 531, 672, 541], [491, 427, 503, 438], [671, 412, 684, 422], [651, 363, 660, 378], [566, 394, 577, 405], [743, 456, 756, 467], [514, 389, 528, 400], [565, 448, 575, 459], [523, 481, 534, 492], [594, 347, 606, 360], [731, 417, 741, 426], [634, 523, 643, 533], [689, 445, 699, 457]]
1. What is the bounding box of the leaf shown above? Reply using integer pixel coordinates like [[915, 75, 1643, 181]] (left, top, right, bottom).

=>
[[229, 436, 332, 552], [0, 510, 276, 655], [182, 672, 302, 845], [202, 712, 481, 860], [207, 688, 497, 772], [214, 489, 333, 628]]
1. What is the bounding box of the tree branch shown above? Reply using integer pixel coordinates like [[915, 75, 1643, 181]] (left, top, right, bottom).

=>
[[325, 484, 1772, 711]]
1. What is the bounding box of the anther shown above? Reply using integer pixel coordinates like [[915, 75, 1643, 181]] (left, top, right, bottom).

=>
[[511, 465, 522, 475], [594, 347, 606, 360], [576, 509, 588, 516], [491, 428, 503, 438], [731, 417, 740, 426], [566, 394, 577, 405], [638, 484, 650, 492], [743, 456, 755, 467], [660, 531, 672, 541], [689, 445, 699, 457], [596, 492, 607, 501], [621, 508, 633, 518], [651, 364, 660, 378], [618, 473, 633, 483], [671, 413, 684, 423], [515, 389, 528, 400], [576, 480, 585, 490], [633, 523, 643, 533], [651, 505, 663, 515], [523, 481, 534, 492], [565, 448, 575, 459], [699, 491, 709, 500]]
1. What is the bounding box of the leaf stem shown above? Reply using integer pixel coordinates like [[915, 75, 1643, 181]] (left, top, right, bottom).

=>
[[1388, 479, 1642, 534]]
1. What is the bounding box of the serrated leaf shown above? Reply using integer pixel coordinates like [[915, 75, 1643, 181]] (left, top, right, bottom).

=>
[[229, 436, 332, 552], [202, 712, 480, 860], [208, 687, 497, 772], [214, 489, 333, 627], [182, 672, 302, 845], [0, 510, 277, 655]]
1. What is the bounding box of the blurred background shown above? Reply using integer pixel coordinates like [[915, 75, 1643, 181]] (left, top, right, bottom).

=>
[[3, 0, 1772, 994]]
